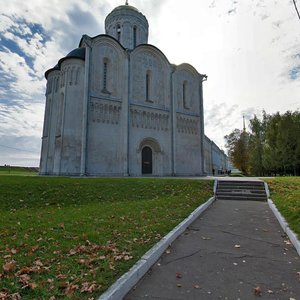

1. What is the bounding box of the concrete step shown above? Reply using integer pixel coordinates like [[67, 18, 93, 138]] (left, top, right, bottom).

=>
[[218, 181, 264, 187], [217, 191, 266, 197], [216, 194, 268, 201], [217, 180, 264, 184], [216, 180, 267, 202], [218, 187, 266, 193]]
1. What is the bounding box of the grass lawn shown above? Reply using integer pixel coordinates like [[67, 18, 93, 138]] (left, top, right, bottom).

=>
[[0, 166, 38, 176], [0, 176, 213, 299], [265, 177, 300, 238]]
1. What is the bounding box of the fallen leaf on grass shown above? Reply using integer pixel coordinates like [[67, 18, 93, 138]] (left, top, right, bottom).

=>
[[254, 286, 262, 296], [17, 267, 31, 275], [3, 260, 16, 273], [34, 260, 43, 267], [10, 293, 21, 300], [19, 274, 31, 286], [0, 292, 9, 299], [56, 274, 67, 280], [80, 282, 97, 293], [65, 283, 79, 298], [29, 282, 38, 290]]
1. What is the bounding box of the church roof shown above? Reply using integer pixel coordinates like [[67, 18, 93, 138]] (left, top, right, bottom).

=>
[[65, 47, 86, 60], [112, 4, 139, 13], [45, 47, 86, 79], [58, 47, 86, 65]]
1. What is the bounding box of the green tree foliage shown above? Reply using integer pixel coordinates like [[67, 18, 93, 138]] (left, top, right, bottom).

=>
[[225, 110, 300, 176], [225, 129, 250, 175], [249, 114, 266, 176]]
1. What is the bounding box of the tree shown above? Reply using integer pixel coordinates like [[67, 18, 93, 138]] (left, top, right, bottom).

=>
[[249, 114, 265, 176], [276, 111, 300, 175], [225, 110, 300, 176], [225, 129, 250, 175], [263, 112, 281, 175]]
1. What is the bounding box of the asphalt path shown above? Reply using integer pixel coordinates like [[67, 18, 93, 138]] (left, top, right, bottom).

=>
[[125, 200, 300, 300]]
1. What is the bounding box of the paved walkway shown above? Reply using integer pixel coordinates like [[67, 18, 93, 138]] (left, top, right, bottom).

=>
[[125, 200, 300, 300]]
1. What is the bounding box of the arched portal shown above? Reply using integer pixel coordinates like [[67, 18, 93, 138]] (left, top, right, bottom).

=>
[[142, 146, 152, 174]]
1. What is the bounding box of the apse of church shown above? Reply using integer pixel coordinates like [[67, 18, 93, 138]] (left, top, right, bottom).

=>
[[40, 2, 225, 176]]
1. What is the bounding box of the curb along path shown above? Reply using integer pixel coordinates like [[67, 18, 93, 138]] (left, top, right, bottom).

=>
[[125, 199, 300, 299], [98, 197, 215, 300]]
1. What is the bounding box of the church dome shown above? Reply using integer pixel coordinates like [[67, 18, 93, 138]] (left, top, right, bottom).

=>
[[58, 47, 86, 67], [111, 4, 139, 13], [105, 3, 148, 49], [45, 47, 86, 78], [64, 47, 86, 60]]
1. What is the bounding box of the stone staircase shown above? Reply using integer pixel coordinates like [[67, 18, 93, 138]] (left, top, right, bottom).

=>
[[215, 180, 268, 201]]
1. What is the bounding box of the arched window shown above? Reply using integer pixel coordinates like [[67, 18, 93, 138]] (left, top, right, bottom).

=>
[[183, 81, 189, 109], [146, 70, 152, 102], [133, 26, 137, 47], [117, 25, 121, 42]]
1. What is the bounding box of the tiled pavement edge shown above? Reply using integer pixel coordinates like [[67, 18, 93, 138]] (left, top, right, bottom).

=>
[[98, 196, 215, 300]]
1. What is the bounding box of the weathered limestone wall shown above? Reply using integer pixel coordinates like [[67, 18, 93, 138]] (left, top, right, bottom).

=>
[[86, 38, 129, 176], [59, 59, 85, 175], [172, 65, 203, 175]]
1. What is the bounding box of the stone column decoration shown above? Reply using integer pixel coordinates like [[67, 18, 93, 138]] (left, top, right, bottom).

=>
[[170, 66, 176, 176], [199, 74, 207, 175], [80, 35, 92, 176]]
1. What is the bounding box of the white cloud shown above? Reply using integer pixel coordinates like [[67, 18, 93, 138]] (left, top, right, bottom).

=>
[[0, 0, 300, 166], [0, 48, 42, 97]]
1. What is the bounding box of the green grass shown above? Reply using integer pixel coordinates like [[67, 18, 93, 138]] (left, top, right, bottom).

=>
[[265, 177, 300, 238], [0, 166, 38, 176], [0, 176, 213, 299]]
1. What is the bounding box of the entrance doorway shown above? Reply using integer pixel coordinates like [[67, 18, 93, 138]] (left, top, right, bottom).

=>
[[142, 146, 152, 174]]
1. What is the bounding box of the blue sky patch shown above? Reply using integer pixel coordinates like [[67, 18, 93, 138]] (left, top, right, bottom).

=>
[[289, 65, 300, 80]]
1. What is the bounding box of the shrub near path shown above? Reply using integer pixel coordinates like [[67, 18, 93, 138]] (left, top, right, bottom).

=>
[[265, 177, 300, 238], [0, 177, 213, 299]]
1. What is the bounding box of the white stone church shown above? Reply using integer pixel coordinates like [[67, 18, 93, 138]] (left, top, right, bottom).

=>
[[40, 2, 227, 176]]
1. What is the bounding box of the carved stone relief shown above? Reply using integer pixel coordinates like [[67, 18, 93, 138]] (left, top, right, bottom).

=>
[[130, 108, 169, 131], [176, 115, 199, 135], [90, 99, 121, 125]]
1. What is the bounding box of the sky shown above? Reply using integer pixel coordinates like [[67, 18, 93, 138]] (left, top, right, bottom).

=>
[[0, 0, 299, 166]]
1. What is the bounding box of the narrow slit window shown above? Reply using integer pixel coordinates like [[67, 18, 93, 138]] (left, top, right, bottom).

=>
[[183, 81, 189, 109], [117, 25, 121, 42], [133, 26, 137, 47], [146, 72, 150, 102]]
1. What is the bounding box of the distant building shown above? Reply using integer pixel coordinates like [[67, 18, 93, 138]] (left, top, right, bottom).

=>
[[40, 2, 227, 176], [203, 136, 228, 175]]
